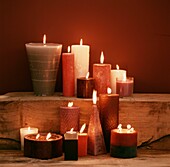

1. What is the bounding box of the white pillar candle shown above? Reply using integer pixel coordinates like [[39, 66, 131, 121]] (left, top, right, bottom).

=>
[[20, 127, 38, 150], [111, 65, 127, 94], [71, 39, 90, 93]]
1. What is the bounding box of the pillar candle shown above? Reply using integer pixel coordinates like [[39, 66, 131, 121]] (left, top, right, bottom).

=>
[[99, 88, 119, 152], [93, 52, 111, 95], [64, 129, 78, 160], [77, 72, 95, 98], [62, 46, 75, 97], [25, 34, 62, 96], [78, 124, 88, 156], [71, 39, 90, 93], [59, 102, 80, 135], [116, 77, 134, 97], [110, 124, 137, 158], [24, 133, 63, 159], [20, 127, 38, 150], [111, 65, 127, 94], [87, 90, 106, 155]]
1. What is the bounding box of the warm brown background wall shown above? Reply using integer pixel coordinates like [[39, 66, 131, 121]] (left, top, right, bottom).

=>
[[0, 0, 170, 94]]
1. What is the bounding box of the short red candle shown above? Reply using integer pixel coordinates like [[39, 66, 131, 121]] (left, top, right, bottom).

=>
[[77, 77, 95, 98], [78, 133, 88, 156], [110, 126, 137, 158], [62, 49, 75, 97], [93, 52, 111, 95], [116, 77, 134, 97]]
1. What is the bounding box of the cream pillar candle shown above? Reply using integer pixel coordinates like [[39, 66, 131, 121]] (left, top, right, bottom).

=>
[[111, 65, 127, 94], [71, 39, 90, 93]]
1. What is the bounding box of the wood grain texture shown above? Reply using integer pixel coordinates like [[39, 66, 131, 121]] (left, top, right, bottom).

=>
[[0, 92, 170, 150]]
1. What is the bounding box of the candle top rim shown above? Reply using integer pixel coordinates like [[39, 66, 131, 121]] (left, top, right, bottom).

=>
[[77, 77, 94, 80], [93, 63, 111, 66], [20, 127, 38, 130], [71, 44, 90, 47], [25, 133, 62, 141], [112, 129, 137, 134], [111, 69, 127, 72], [60, 106, 80, 109], [25, 43, 62, 47], [99, 93, 119, 97]]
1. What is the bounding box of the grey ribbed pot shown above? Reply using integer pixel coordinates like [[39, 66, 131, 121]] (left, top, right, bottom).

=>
[[25, 43, 62, 96]]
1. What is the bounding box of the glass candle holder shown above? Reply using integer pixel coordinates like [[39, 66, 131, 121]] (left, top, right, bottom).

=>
[[116, 77, 134, 98]]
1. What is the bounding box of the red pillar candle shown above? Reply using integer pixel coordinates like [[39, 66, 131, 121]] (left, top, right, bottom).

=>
[[116, 77, 134, 98], [24, 133, 63, 159], [93, 51, 111, 95], [60, 102, 80, 135], [78, 124, 88, 156], [99, 88, 119, 152], [110, 124, 137, 158], [62, 46, 75, 97], [77, 72, 95, 98]]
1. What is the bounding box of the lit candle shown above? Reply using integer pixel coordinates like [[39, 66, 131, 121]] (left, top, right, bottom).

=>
[[93, 51, 111, 95], [59, 102, 80, 135], [111, 65, 127, 94], [78, 123, 88, 156], [64, 128, 78, 160], [87, 90, 106, 155], [99, 87, 119, 152], [24, 133, 63, 159], [20, 127, 38, 150], [62, 46, 75, 97], [71, 39, 90, 93], [110, 124, 137, 158], [77, 72, 95, 98], [25, 34, 62, 96], [116, 77, 134, 97]]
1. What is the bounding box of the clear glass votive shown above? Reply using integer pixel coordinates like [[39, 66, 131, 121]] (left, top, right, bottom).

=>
[[116, 77, 134, 98]]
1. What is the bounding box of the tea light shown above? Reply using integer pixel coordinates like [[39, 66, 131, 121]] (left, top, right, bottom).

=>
[[78, 124, 88, 156], [93, 51, 111, 95], [99, 87, 119, 152], [20, 127, 38, 150], [64, 128, 78, 160], [110, 124, 137, 158], [116, 77, 134, 97], [62, 46, 75, 97], [24, 133, 63, 159], [77, 72, 95, 98], [111, 65, 127, 94], [71, 39, 90, 93], [59, 102, 80, 135]]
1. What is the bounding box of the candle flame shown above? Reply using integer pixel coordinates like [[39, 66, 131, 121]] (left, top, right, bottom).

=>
[[70, 128, 74, 133], [80, 39, 83, 45], [107, 87, 112, 94], [36, 134, 40, 140], [43, 34, 46, 45], [116, 64, 119, 70], [100, 51, 104, 64], [68, 102, 73, 107], [46, 133, 52, 140], [67, 46, 71, 53], [92, 90, 97, 105], [86, 72, 89, 79], [127, 124, 131, 130], [117, 124, 122, 132], [80, 123, 86, 133]]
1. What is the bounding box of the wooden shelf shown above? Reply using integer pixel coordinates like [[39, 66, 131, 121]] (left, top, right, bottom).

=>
[[0, 92, 170, 150]]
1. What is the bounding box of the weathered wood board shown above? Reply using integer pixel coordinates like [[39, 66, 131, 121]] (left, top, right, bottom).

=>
[[0, 92, 170, 150]]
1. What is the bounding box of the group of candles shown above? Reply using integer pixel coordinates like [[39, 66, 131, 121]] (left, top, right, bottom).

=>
[[20, 89, 137, 160], [22, 36, 137, 160], [25, 35, 134, 97]]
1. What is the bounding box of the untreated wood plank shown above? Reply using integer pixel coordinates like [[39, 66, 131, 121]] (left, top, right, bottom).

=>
[[0, 92, 170, 150]]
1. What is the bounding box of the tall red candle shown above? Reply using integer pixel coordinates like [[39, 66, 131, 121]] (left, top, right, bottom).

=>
[[93, 52, 111, 95], [62, 46, 75, 97], [99, 88, 119, 152]]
